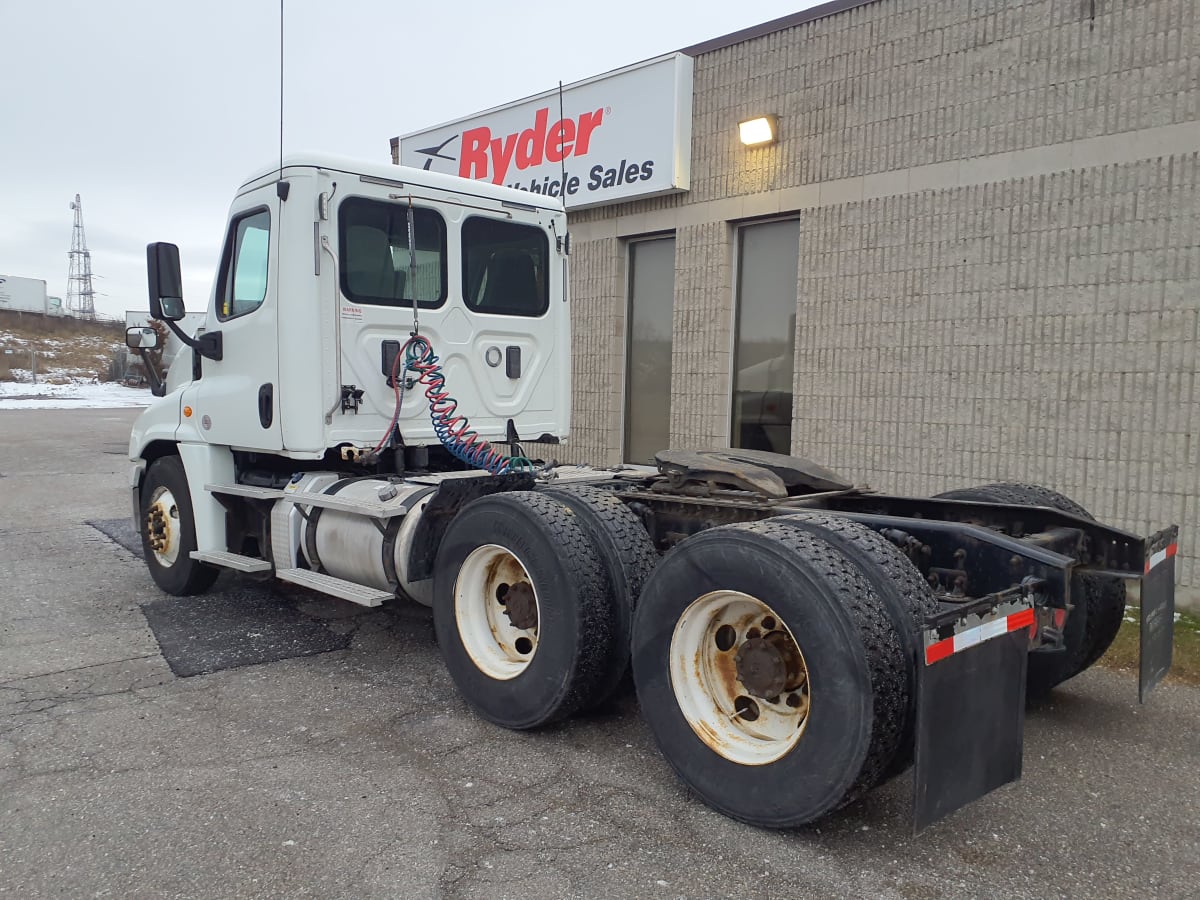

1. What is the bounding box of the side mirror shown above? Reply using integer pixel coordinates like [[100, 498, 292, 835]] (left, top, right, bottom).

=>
[[125, 326, 161, 351], [147, 242, 185, 321]]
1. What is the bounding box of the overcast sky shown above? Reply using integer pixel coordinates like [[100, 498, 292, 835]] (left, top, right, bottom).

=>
[[0, 1, 817, 320]]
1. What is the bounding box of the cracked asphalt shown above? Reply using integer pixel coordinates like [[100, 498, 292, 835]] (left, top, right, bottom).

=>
[[1, 408, 1198, 899]]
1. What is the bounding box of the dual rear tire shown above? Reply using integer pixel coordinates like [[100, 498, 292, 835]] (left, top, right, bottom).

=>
[[434, 495, 933, 828], [632, 518, 931, 827], [933, 482, 1127, 695], [432, 489, 656, 728]]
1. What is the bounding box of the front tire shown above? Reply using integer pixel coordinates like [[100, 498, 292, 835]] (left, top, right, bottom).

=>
[[139, 456, 218, 596], [632, 521, 910, 827]]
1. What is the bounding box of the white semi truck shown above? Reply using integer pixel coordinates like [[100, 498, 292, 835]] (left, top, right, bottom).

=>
[[127, 154, 1178, 830]]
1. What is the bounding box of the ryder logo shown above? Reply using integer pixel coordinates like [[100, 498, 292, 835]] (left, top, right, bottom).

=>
[[458, 107, 606, 185]]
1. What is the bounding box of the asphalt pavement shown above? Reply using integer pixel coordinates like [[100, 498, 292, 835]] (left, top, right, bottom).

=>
[[1, 408, 1197, 899]]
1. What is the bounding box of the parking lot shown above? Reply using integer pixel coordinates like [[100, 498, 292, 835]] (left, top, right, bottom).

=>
[[1, 407, 1198, 899]]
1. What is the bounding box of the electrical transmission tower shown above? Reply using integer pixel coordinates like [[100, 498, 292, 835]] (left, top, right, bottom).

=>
[[67, 194, 96, 319]]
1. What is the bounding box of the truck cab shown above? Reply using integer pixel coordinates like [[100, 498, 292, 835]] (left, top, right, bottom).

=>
[[137, 154, 570, 464]]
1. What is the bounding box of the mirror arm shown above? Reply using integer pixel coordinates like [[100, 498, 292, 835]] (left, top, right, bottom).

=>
[[132, 349, 167, 397], [162, 318, 223, 361]]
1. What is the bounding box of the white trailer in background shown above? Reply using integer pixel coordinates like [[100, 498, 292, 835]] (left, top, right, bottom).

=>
[[0, 275, 50, 315]]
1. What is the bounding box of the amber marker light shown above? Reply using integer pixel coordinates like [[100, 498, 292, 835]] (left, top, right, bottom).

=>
[[738, 115, 779, 146], [183, 406, 193, 417]]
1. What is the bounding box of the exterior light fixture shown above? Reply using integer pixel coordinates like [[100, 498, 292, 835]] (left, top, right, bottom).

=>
[[738, 115, 778, 146]]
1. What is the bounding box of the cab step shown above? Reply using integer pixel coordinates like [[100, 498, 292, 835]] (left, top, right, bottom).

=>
[[189, 550, 273, 573], [275, 568, 392, 607]]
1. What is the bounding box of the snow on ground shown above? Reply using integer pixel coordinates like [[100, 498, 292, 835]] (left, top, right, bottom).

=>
[[0, 378, 152, 410]]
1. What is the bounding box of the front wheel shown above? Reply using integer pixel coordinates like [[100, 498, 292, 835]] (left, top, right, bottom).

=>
[[139, 456, 218, 596]]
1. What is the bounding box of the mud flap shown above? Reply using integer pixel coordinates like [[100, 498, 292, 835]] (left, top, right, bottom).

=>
[[1140, 526, 1178, 702], [912, 605, 1032, 833]]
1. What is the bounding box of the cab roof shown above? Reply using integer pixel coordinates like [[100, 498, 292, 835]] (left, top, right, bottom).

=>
[[238, 153, 565, 213]]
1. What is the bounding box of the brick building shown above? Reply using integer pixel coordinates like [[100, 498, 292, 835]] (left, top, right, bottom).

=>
[[397, 0, 1199, 594]]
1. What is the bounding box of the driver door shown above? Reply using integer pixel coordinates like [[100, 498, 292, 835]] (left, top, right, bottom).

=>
[[193, 187, 282, 450]]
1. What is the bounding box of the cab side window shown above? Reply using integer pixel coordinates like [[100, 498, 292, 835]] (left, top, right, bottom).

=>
[[217, 209, 271, 320]]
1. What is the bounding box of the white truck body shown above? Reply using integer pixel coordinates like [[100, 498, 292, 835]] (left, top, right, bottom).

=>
[[0, 275, 49, 315]]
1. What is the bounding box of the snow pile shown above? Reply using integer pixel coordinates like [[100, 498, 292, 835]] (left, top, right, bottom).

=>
[[0, 378, 151, 410]]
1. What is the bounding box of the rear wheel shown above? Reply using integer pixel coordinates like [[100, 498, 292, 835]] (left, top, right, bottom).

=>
[[934, 482, 1127, 691], [139, 456, 218, 596], [632, 521, 909, 827], [773, 513, 936, 778], [432, 492, 614, 729], [540, 484, 658, 706]]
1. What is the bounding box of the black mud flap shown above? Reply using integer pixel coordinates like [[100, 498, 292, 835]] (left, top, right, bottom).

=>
[[1140, 525, 1179, 702], [912, 604, 1033, 833]]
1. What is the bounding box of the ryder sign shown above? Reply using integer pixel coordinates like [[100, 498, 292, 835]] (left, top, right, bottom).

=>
[[395, 54, 692, 209]]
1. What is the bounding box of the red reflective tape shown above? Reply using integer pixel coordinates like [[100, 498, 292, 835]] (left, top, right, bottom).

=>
[[925, 606, 1035, 665], [1007, 607, 1036, 632], [1145, 542, 1178, 574], [924, 638, 954, 665]]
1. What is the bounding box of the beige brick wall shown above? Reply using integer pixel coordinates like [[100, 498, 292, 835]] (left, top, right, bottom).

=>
[[562, 0, 1200, 589], [792, 153, 1199, 589]]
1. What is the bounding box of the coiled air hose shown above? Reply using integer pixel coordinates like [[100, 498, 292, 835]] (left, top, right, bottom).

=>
[[375, 334, 533, 476]]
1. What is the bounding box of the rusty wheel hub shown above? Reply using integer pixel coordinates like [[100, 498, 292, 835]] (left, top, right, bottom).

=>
[[147, 507, 169, 552], [734, 631, 804, 700], [144, 487, 181, 565], [500, 581, 538, 630]]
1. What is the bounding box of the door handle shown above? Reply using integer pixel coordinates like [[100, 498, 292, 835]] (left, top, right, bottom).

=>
[[258, 383, 274, 428]]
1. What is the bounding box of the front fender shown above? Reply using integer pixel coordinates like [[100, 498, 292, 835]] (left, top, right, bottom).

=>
[[128, 390, 183, 460]]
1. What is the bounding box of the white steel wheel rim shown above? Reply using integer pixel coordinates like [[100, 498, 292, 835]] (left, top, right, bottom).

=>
[[145, 485, 182, 567], [454, 544, 540, 681], [669, 590, 811, 766]]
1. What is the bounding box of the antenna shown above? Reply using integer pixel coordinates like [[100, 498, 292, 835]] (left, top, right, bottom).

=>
[[557, 80, 570, 308], [278, 0, 284, 181], [66, 194, 96, 319], [557, 80, 568, 209]]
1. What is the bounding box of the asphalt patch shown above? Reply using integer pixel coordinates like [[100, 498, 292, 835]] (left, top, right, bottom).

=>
[[87, 517, 357, 677], [87, 517, 143, 558], [140, 585, 353, 678]]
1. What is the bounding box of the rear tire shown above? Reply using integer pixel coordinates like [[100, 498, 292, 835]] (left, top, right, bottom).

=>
[[934, 481, 1126, 691], [540, 485, 658, 706], [773, 513, 936, 778], [632, 520, 910, 827], [432, 492, 614, 729], [139, 456, 218, 596]]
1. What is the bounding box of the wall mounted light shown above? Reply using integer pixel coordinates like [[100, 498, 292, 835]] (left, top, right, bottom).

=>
[[738, 115, 779, 146]]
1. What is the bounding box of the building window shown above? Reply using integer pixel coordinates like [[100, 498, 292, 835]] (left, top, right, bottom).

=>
[[624, 236, 675, 464], [731, 219, 800, 455]]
